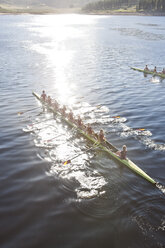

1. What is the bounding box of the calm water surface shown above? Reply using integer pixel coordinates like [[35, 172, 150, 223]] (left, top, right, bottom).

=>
[[0, 14, 165, 248]]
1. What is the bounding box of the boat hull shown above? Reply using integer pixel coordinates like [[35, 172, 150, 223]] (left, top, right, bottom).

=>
[[32, 92, 156, 185]]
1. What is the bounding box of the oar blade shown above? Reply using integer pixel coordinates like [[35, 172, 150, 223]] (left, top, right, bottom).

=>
[[133, 128, 146, 131], [63, 160, 71, 165], [17, 112, 23, 115], [111, 116, 120, 118]]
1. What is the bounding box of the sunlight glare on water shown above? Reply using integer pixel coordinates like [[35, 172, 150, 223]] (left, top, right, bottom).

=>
[[30, 14, 104, 105]]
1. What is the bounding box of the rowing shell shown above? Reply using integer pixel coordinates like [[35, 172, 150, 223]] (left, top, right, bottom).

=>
[[32, 91, 156, 185], [131, 67, 165, 79]]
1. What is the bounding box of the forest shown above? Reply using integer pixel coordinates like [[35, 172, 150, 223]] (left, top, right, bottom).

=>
[[138, 0, 165, 11], [83, 0, 165, 12]]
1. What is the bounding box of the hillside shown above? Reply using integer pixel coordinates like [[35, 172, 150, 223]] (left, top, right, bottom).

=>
[[0, 0, 96, 13], [0, 0, 94, 8]]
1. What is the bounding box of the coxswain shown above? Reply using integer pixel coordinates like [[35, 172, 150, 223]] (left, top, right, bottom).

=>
[[98, 129, 106, 143], [116, 145, 127, 160], [68, 110, 74, 122], [47, 96, 52, 105], [144, 65, 149, 71], [86, 124, 94, 136], [41, 90, 46, 101], [153, 66, 157, 73], [61, 105, 67, 116]]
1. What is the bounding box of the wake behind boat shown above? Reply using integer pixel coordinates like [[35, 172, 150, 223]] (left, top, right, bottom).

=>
[[32, 91, 156, 185]]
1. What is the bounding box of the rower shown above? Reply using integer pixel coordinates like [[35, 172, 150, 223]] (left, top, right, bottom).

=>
[[61, 105, 67, 116], [153, 66, 157, 73], [52, 100, 59, 110], [116, 145, 127, 160], [47, 96, 52, 105], [77, 115, 84, 129], [97, 129, 106, 143], [68, 110, 74, 122], [86, 123, 94, 136], [144, 65, 149, 71], [41, 90, 46, 101], [162, 68, 165, 74]]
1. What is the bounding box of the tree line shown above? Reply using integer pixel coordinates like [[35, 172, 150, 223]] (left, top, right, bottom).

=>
[[83, 0, 137, 11], [82, 0, 165, 12], [138, 0, 165, 12]]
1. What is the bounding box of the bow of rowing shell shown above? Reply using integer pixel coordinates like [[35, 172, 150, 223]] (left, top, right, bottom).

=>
[[32, 91, 156, 185]]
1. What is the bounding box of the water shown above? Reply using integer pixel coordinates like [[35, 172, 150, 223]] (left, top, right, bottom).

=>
[[0, 14, 165, 248]]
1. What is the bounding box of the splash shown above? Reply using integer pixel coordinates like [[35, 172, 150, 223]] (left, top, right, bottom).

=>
[[150, 77, 160, 84], [156, 183, 165, 195], [47, 161, 107, 199], [113, 123, 165, 151], [141, 137, 165, 151], [158, 219, 165, 231]]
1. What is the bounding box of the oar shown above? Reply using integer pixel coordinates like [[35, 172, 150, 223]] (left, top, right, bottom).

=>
[[25, 123, 55, 133], [29, 117, 55, 127], [63, 142, 99, 165], [44, 133, 65, 142], [91, 104, 102, 109], [36, 124, 56, 131], [90, 105, 102, 110], [107, 128, 146, 134], [84, 115, 121, 121], [17, 106, 41, 115], [44, 125, 79, 143], [75, 104, 102, 109]]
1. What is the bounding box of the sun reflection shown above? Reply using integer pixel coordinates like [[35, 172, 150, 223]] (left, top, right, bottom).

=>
[[30, 14, 101, 106], [52, 49, 76, 105]]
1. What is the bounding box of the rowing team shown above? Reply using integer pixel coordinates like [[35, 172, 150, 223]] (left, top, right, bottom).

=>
[[144, 65, 165, 74], [41, 90, 127, 160]]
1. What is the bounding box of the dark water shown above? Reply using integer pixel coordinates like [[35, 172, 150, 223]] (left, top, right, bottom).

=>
[[0, 14, 165, 248]]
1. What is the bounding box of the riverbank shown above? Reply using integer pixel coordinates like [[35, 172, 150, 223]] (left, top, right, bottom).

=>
[[0, 5, 81, 15], [83, 10, 165, 16], [0, 5, 165, 16]]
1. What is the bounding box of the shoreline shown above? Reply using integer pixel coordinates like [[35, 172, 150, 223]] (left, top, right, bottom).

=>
[[82, 11, 165, 16], [0, 8, 165, 16]]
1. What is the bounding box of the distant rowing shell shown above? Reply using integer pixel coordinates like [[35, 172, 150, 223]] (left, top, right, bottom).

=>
[[131, 67, 165, 79]]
